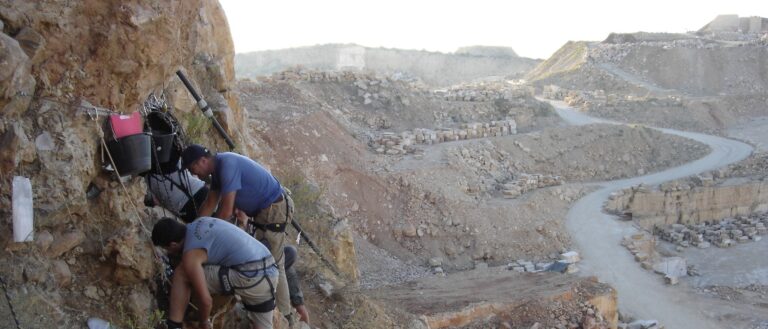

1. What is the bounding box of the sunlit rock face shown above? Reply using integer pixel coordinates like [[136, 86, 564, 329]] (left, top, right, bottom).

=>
[[0, 1, 247, 327]]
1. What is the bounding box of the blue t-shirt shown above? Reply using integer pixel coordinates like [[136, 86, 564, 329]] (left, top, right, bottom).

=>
[[184, 217, 277, 276], [211, 152, 282, 215]]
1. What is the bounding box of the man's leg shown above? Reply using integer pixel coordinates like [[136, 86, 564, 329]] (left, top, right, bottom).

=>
[[275, 255, 292, 320], [254, 198, 293, 320], [231, 271, 279, 329], [284, 246, 309, 323]]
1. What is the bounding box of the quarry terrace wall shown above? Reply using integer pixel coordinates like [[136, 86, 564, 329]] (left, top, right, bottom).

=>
[[606, 180, 768, 229]]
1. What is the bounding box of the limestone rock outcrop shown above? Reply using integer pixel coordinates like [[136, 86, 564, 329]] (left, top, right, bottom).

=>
[[607, 179, 768, 229], [0, 1, 250, 327]]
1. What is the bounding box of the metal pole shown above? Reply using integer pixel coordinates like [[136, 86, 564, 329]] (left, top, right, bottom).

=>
[[291, 219, 342, 277], [175, 70, 236, 150]]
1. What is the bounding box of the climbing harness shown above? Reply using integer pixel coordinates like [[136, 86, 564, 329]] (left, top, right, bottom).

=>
[[216, 257, 279, 312]]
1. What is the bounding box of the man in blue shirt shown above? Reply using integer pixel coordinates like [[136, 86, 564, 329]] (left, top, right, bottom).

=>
[[152, 217, 278, 329], [181, 144, 296, 323]]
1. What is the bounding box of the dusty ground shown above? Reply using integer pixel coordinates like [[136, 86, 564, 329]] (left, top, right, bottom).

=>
[[367, 267, 615, 329], [229, 73, 736, 329], [552, 100, 768, 329], [728, 116, 768, 152]]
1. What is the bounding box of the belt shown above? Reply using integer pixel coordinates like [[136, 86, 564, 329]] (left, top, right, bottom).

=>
[[232, 257, 277, 273], [250, 222, 287, 233]]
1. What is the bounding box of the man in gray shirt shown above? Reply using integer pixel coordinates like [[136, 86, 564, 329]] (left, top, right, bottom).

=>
[[152, 217, 278, 329], [144, 161, 208, 223]]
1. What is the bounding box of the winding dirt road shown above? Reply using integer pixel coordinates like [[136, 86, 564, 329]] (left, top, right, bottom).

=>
[[548, 100, 755, 329]]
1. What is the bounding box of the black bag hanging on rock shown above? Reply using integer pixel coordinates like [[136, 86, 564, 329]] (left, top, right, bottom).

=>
[[103, 112, 152, 177], [146, 111, 180, 172], [143, 93, 185, 175]]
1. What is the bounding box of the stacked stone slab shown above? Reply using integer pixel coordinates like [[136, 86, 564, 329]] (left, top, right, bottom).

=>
[[440, 85, 534, 102], [506, 252, 580, 274], [621, 233, 656, 267], [501, 173, 563, 199], [371, 119, 518, 155], [654, 214, 767, 249]]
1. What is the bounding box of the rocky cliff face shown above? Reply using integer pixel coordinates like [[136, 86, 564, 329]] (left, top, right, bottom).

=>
[[0, 1, 249, 327]]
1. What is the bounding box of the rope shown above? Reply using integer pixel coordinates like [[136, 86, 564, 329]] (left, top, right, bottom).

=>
[[89, 99, 202, 317], [99, 137, 152, 234], [0, 275, 22, 329]]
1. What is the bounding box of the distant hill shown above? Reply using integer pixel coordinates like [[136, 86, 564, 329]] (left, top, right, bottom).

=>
[[526, 16, 768, 96], [235, 44, 540, 86]]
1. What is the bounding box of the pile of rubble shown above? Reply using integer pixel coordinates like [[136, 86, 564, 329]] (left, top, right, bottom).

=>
[[506, 251, 581, 274], [436, 82, 534, 102], [654, 215, 767, 249], [621, 233, 656, 266], [500, 173, 563, 199], [371, 120, 517, 155], [621, 233, 689, 285], [270, 67, 403, 86], [587, 38, 724, 64], [267, 67, 426, 108]]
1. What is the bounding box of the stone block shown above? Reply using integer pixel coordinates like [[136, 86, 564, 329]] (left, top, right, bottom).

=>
[[652, 257, 687, 277], [429, 257, 443, 267], [560, 251, 580, 263], [524, 264, 536, 272], [665, 275, 679, 285], [634, 253, 649, 262]]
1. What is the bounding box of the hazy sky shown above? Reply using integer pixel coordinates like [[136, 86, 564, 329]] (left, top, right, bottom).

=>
[[219, 0, 767, 59]]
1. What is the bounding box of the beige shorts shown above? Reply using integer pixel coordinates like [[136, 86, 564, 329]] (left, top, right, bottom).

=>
[[204, 265, 279, 329]]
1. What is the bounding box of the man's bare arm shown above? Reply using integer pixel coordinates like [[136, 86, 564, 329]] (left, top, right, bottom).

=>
[[197, 189, 220, 217], [182, 249, 212, 325], [213, 191, 236, 220]]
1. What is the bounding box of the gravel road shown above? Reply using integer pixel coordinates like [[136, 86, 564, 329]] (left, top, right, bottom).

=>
[[548, 99, 754, 329]]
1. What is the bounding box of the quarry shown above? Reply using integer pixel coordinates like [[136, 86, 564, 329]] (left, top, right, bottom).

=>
[[0, 2, 766, 329]]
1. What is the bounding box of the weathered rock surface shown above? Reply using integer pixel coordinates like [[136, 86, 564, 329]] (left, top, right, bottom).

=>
[[607, 180, 768, 229], [0, 1, 247, 327]]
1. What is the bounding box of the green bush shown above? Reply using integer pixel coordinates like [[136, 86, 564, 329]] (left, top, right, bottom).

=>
[[182, 114, 211, 144], [278, 169, 324, 218]]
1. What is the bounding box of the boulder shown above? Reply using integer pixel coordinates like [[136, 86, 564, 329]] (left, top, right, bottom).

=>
[[48, 230, 85, 258], [561, 251, 581, 263], [14, 27, 45, 60], [0, 33, 35, 117], [51, 260, 72, 288], [652, 257, 687, 278]]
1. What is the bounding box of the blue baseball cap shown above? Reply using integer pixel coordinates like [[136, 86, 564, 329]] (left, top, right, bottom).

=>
[[181, 144, 210, 169]]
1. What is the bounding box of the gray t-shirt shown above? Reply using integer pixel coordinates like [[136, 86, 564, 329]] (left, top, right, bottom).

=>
[[146, 167, 205, 214], [184, 217, 276, 275]]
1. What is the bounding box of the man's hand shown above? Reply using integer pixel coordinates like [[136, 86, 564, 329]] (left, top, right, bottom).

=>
[[234, 209, 249, 229], [213, 190, 236, 220]]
